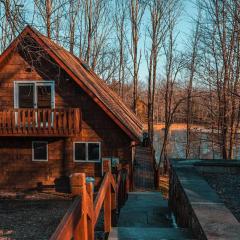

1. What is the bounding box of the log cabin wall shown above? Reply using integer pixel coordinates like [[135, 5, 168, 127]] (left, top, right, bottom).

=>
[[0, 40, 132, 190], [0, 137, 64, 189]]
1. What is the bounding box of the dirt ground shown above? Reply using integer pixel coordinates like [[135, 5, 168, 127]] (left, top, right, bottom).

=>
[[0, 192, 72, 240], [202, 173, 240, 222], [0, 191, 107, 240]]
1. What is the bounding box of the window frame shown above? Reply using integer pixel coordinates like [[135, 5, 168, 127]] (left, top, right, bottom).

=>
[[14, 81, 55, 109], [32, 141, 48, 162], [73, 142, 101, 163]]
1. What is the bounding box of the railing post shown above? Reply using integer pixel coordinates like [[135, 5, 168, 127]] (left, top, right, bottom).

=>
[[86, 182, 94, 240], [70, 173, 85, 195], [102, 159, 112, 232], [155, 167, 160, 189], [111, 183, 117, 227], [125, 165, 130, 195], [75, 108, 80, 134], [70, 173, 88, 240], [103, 159, 111, 174], [104, 182, 111, 233]]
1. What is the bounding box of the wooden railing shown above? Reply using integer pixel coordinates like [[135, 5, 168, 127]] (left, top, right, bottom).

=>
[[50, 160, 129, 240], [0, 108, 81, 136]]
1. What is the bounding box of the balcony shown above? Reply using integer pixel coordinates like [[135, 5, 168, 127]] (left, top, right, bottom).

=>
[[0, 108, 81, 136]]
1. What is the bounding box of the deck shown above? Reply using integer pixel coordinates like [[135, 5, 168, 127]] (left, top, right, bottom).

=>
[[0, 108, 81, 136]]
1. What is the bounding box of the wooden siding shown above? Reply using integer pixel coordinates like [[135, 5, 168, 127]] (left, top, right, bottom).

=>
[[0, 48, 132, 189], [0, 138, 64, 189]]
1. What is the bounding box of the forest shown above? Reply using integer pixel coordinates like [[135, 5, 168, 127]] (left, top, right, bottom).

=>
[[1, 0, 240, 164]]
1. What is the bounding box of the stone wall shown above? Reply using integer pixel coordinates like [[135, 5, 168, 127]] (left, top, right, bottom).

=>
[[169, 165, 206, 239], [169, 160, 240, 240]]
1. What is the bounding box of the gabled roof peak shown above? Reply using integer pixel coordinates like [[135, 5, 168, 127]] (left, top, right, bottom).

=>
[[0, 25, 143, 141]]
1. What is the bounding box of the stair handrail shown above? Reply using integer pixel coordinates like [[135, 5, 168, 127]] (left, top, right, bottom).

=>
[[50, 160, 129, 240]]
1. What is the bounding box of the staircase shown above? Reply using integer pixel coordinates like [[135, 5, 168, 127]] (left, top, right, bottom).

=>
[[108, 147, 196, 240], [108, 192, 195, 240]]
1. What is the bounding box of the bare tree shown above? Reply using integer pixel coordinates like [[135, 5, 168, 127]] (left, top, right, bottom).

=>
[[45, 0, 51, 38], [158, 0, 183, 170], [33, 0, 68, 41], [146, 0, 167, 145], [68, 0, 80, 53], [0, 0, 24, 49], [129, 0, 145, 113], [114, 0, 128, 99], [185, 10, 201, 159], [197, 0, 240, 159]]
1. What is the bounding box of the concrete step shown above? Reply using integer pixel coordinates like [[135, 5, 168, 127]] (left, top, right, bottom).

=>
[[120, 193, 167, 211], [111, 192, 196, 239], [118, 192, 172, 228], [108, 227, 196, 240]]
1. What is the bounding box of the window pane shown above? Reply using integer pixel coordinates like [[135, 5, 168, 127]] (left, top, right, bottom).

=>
[[75, 143, 86, 161], [37, 85, 52, 108], [33, 142, 47, 160], [19, 84, 34, 108], [88, 143, 100, 161]]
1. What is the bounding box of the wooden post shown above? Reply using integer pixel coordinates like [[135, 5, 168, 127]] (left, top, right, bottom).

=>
[[86, 182, 93, 202], [130, 142, 136, 191], [103, 159, 111, 174], [77, 173, 88, 240], [104, 183, 111, 232], [125, 165, 130, 194], [111, 186, 117, 227], [69, 173, 88, 240], [75, 108, 80, 134], [103, 159, 112, 232], [70, 173, 85, 195], [154, 168, 160, 190], [86, 182, 94, 240]]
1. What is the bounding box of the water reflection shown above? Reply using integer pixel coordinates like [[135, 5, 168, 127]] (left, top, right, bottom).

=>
[[153, 127, 240, 162]]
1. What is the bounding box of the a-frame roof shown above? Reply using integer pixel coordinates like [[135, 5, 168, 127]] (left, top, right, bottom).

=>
[[0, 25, 143, 141]]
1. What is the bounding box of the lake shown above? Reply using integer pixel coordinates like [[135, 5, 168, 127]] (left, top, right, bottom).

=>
[[152, 124, 240, 162]]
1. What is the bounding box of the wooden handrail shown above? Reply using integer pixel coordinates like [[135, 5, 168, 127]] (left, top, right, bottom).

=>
[[0, 108, 81, 136], [94, 172, 111, 225], [50, 160, 129, 240], [50, 197, 83, 240]]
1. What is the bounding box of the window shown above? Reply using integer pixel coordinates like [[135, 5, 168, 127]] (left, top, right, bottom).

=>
[[14, 81, 55, 109], [18, 84, 34, 108], [74, 142, 100, 162], [88, 143, 100, 161], [32, 141, 48, 161], [75, 143, 86, 161]]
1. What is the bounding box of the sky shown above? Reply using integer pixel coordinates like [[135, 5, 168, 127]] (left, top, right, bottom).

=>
[[0, 0, 197, 84], [24, 0, 198, 84], [138, 0, 197, 83]]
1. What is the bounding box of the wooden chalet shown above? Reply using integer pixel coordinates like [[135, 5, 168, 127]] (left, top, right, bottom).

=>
[[0, 25, 142, 190]]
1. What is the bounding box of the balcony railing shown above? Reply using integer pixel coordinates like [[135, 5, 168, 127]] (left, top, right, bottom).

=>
[[0, 108, 81, 136]]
